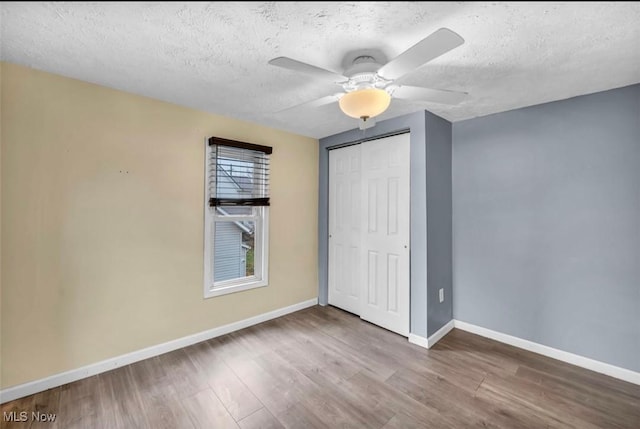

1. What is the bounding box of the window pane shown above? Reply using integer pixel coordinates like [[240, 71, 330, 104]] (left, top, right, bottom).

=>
[[214, 147, 268, 201], [214, 220, 256, 282], [215, 206, 254, 216]]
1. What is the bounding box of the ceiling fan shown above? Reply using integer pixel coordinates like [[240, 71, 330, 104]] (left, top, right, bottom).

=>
[[268, 28, 467, 129]]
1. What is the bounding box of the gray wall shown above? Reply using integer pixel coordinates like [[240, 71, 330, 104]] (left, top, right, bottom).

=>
[[452, 84, 640, 371], [426, 113, 453, 336], [319, 110, 453, 339], [319, 112, 427, 336]]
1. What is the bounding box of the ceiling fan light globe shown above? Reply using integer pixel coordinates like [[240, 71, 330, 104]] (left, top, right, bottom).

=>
[[338, 88, 391, 119]]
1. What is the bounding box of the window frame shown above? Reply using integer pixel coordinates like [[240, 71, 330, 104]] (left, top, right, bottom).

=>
[[203, 141, 270, 299]]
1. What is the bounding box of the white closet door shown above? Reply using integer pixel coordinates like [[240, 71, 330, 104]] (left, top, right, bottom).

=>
[[328, 144, 362, 315], [359, 134, 410, 336], [328, 133, 410, 337]]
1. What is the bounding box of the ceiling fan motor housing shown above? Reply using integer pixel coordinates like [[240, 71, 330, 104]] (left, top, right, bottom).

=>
[[342, 56, 391, 93]]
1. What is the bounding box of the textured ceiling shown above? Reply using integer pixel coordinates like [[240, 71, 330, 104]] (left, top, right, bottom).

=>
[[2, 2, 639, 139]]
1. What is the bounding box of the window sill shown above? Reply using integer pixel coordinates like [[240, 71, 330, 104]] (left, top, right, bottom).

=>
[[204, 278, 268, 298]]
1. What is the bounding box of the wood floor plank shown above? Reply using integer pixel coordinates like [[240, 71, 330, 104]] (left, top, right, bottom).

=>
[[56, 376, 101, 428], [514, 364, 640, 422], [433, 335, 521, 377], [450, 328, 640, 401], [252, 351, 321, 401], [296, 309, 399, 380], [1, 394, 35, 429], [181, 388, 239, 429], [187, 341, 263, 421], [402, 352, 485, 394], [312, 374, 396, 428], [28, 388, 61, 429], [223, 353, 299, 417], [479, 371, 636, 429], [268, 318, 365, 389], [128, 357, 194, 429], [99, 366, 149, 428], [297, 388, 386, 429], [156, 348, 209, 399], [223, 351, 331, 429], [382, 412, 435, 429], [272, 362, 395, 429], [2, 305, 638, 429], [344, 370, 458, 428], [474, 378, 587, 429], [385, 366, 500, 428], [274, 401, 329, 429], [237, 408, 283, 429]]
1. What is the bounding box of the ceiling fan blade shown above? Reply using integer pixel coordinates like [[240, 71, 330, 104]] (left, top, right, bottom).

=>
[[378, 28, 464, 80], [392, 85, 467, 105], [276, 94, 342, 113], [269, 57, 347, 81]]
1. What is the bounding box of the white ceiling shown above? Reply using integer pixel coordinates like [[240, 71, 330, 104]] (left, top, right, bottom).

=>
[[2, 2, 639, 139]]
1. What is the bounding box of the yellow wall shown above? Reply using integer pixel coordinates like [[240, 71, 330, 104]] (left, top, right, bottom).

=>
[[0, 62, 319, 388]]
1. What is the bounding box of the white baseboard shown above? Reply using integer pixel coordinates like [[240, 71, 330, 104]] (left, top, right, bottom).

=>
[[453, 320, 640, 386], [408, 333, 429, 349], [0, 298, 318, 404], [427, 320, 455, 348], [408, 319, 455, 350]]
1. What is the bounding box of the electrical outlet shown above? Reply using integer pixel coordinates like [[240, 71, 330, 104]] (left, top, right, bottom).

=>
[[439, 288, 444, 303]]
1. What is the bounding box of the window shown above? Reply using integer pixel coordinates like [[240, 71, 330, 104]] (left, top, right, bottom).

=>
[[203, 137, 271, 298]]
